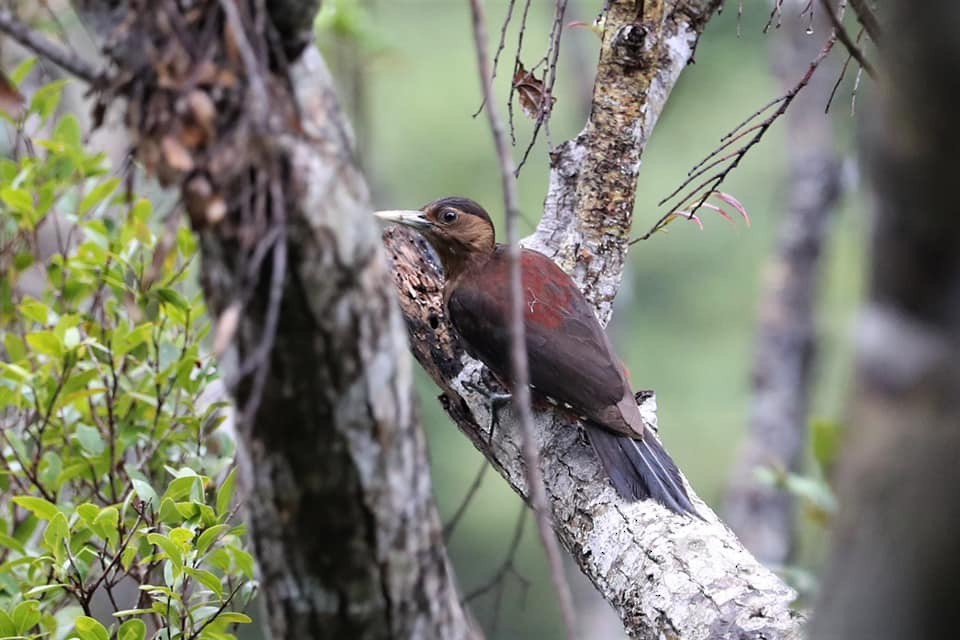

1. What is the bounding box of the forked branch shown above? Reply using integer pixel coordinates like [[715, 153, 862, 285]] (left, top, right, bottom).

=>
[[636, 25, 839, 242]]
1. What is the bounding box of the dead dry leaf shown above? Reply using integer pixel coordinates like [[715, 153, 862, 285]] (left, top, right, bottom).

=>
[[513, 63, 555, 120], [161, 134, 194, 172]]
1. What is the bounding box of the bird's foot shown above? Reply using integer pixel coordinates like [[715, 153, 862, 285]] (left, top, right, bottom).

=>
[[462, 379, 512, 442], [487, 392, 513, 443]]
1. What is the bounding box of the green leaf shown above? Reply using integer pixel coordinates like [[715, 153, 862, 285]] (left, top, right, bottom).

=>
[[159, 497, 183, 525], [130, 476, 159, 510], [0, 361, 33, 383], [215, 612, 252, 625], [131, 197, 152, 222], [121, 539, 139, 571], [785, 473, 837, 516], [154, 287, 191, 312], [42, 511, 69, 551], [18, 297, 52, 324], [216, 467, 237, 519], [74, 615, 109, 640], [0, 609, 13, 637], [12, 600, 41, 635], [93, 506, 120, 549], [196, 524, 228, 555], [29, 79, 67, 123], [12, 496, 59, 520], [25, 330, 62, 357], [163, 475, 203, 504], [230, 545, 255, 579], [24, 583, 68, 597], [53, 113, 82, 148], [169, 526, 194, 548], [207, 548, 231, 573], [185, 567, 223, 598], [114, 322, 153, 358], [3, 333, 26, 361], [811, 418, 843, 470], [61, 367, 100, 396], [10, 57, 37, 86], [0, 532, 26, 554], [79, 178, 120, 214], [147, 532, 184, 573], [112, 608, 156, 618], [74, 424, 106, 455], [1, 186, 34, 215], [76, 502, 100, 523], [13, 251, 33, 271], [117, 618, 147, 640], [38, 450, 62, 489]]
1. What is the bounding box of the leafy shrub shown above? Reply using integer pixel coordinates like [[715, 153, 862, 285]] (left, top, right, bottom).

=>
[[0, 65, 253, 640]]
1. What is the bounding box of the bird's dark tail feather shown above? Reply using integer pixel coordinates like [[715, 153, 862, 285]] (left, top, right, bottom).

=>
[[586, 423, 698, 517]]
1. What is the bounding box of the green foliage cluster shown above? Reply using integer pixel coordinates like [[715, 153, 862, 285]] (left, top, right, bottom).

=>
[[0, 65, 254, 640], [754, 417, 841, 529]]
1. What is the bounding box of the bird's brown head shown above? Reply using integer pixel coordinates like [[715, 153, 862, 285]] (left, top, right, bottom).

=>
[[375, 196, 496, 280]]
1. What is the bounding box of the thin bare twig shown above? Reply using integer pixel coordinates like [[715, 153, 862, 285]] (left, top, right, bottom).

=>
[[463, 505, 529, 635], [514, 0, 568, 176], [471, 0, 517, 118], [0, 9, 102, 84], [850, 59, 864, 115], [819, 0, 876, 80], [763, 0, 785, 33], [506, 0, 534, 145], [443, 460, 490, 539], [633, 29, 839, 243], [825, 25, 865, 114], [467, 1, 577, 637]]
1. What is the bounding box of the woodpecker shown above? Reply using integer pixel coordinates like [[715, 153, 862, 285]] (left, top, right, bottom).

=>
[[376, 196, 696, 516]]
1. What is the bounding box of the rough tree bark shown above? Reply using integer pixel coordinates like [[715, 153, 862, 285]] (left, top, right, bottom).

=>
[[383, 1, 803, 637], [810, 2, 960, 639], [724, 5, 842, 566], [1, 2, 477, 638]]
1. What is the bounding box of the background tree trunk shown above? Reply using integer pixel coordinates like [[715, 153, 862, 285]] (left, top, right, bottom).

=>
[[56, 2, 477, 638], [810, 2, 960, 638], [724, 4, 842, 566]]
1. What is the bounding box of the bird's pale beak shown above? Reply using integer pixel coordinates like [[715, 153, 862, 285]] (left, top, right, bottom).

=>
[[373, 209, 431, 230]]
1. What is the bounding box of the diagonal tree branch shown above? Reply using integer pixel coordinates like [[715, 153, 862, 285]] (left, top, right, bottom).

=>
[[383, 1, 803, 636], [0, 9, 103, 83], [819, 0, 876, 80], [848, 0, 882, 45]]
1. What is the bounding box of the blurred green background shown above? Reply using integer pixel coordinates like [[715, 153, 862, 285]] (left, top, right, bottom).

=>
[[320, 1, 865, 637]]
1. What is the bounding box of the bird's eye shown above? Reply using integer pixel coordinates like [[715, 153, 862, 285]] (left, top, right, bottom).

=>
[[440, 209, 458, 224]]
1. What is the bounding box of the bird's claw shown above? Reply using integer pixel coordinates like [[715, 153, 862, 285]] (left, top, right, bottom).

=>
[[486, 392, 513, 443], [461, 379, 513, 443]]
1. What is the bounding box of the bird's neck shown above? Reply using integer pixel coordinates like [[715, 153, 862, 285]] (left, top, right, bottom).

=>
[[435, 244, 493, 283], [439, 248, 492, 300]]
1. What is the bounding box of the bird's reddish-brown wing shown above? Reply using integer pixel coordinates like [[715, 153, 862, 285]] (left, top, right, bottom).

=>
[[447, 247, 631, 428]]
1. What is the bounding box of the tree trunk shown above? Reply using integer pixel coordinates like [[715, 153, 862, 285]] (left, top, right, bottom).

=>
[[55, 2, 477, 638], [724, 5, 842, 566], [383, 1, 804, 637], [810, 2, 960, 638]]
